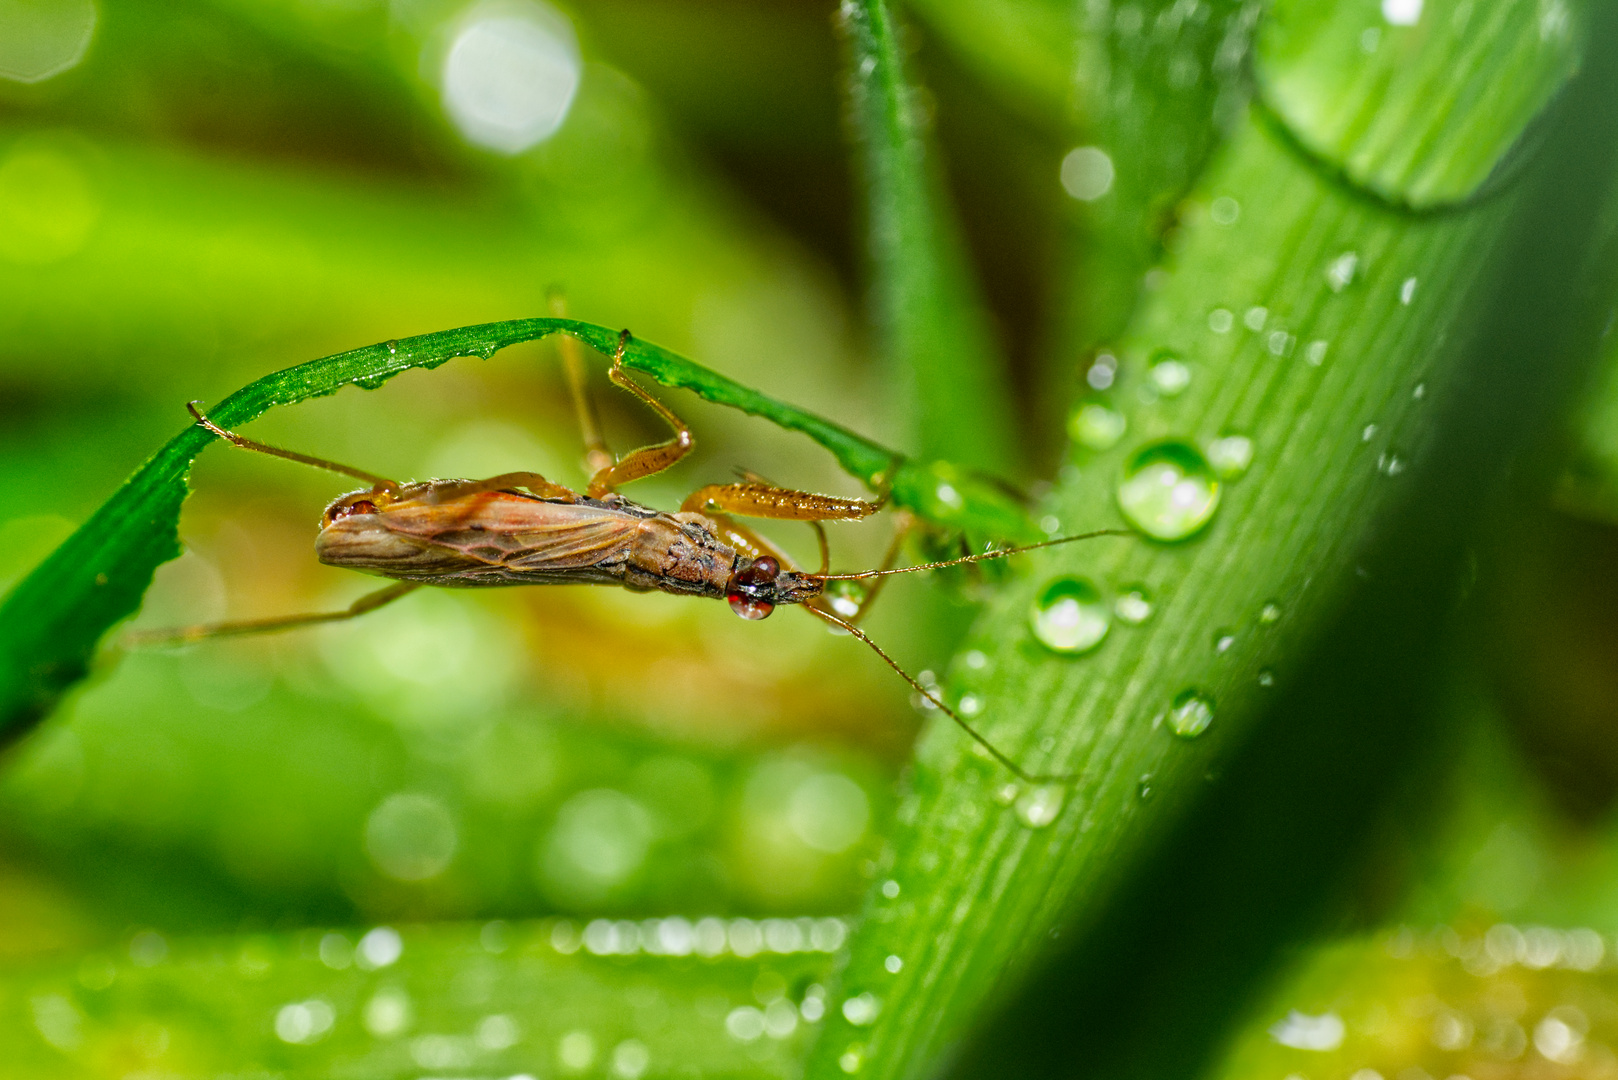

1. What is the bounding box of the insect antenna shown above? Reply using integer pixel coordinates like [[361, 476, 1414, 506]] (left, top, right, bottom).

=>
[[186, 401, 400, 493], [816, 528, 1132, 583], [807, 605, 1074, 783]]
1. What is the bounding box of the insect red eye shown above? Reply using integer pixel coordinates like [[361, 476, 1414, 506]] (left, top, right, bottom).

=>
[[734, 556, 780, 587], [728, 593, 775, 620]]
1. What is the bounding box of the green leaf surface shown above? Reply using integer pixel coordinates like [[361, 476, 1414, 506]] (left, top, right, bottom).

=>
[[841, 0, 1017, 473], [804, 10, 1616, 1072], [1, 920, 831, 1078], [1257, 0, 1585, 207], [1065, 0, 1260, 349], [0, 318, 1032, 742]]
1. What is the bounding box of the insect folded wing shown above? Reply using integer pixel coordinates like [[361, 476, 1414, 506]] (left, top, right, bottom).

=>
[[317, 489, 642, 585]]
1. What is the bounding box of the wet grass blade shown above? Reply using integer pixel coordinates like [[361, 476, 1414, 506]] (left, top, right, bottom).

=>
[[802, 8, 1618, 1079], [0, 318, 1032, 740], [841, 0, 1018, 473], [1, 920, 829, 1076]]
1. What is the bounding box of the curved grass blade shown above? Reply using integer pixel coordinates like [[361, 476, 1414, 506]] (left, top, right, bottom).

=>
[[841, 0, 1018, 474], [0, 318, 1032, 740]]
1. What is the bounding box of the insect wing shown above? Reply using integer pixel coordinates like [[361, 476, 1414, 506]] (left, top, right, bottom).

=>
[[380, 492, 641, 572]]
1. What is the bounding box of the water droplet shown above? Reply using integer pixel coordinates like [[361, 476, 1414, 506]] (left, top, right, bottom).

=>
[[1149, 355, 1192, 396], [1325, 251, 1359, 292], [1377, 451, 1406, 476], [1243, 306, 1268, 331], [884, 954, 904, 973], [1214, 632, 1235, 653], [1305, 340, 1329, 366], [841, 993, 881, 1026], [1206, 435, 1253, 479], [1116, 441, 1220, 541], [1061, 146, 1114, 201], [1069, 402, 1127, 450], [355, 374, 388, 390], [1015, 785, 1065, 828], [963, 650, 988, 670], [1413, 382, 1427, 399], [1114, 588, 1153, 624], [1167, 690, 1215, 738], [1209, 196, 1241, 225], [1399, 276, 1418, 304], [1362, 423, 1379, 442], [958, 693, 982, 717], [1039, 514, 1061, 535], [1137, 774, 1155, 800], [1208, 308, 1234, 333], [1259, 602, 1281, 623], [385, 339, 399, 355], [1030, 577, 1111, 654], [839, 1044, 865, 1073], [1257, 668, 1276, 687], [1382, 0, 1422, 26], [880, 879, 900, 899], [993, 783, 1019, 806], [1087, 353, 1117, 390]]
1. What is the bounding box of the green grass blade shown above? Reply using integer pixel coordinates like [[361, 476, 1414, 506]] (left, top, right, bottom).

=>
[[1068, 0, 1260, 346], [0, 318, 1032, 739], [2, 920, 829, 1077], [841, 0, 1018, 473], [802, 11, 1615, 1076]]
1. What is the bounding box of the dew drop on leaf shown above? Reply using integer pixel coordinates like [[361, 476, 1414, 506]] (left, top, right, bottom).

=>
[[1167, 690, 1215, 739], [1206, 434, 1254, 479], [1114, 587, 1153, 625], [1030, 577, 1111, 654], [1116, 441, 1220, 541], [1069, 402, 1128, 450], [1014, 784, 1065, 829]]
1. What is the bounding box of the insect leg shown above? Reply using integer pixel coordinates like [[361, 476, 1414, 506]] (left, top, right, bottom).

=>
[[685, 481, 886, 575], [586, 331, 695, 497], [422, 472, 580, 503], [548, 289, 615, 475], [186, 402, 399, 493], [124, 580, 421, 648]]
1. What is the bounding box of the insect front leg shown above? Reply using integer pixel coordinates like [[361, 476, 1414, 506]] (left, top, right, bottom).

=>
[[124, 580, 421, 648], [586, 331, 696, 497], [548, 290, 615, 475]]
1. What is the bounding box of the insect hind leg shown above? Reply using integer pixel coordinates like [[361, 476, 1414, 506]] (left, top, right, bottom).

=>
[[124, 581, 420, 649]]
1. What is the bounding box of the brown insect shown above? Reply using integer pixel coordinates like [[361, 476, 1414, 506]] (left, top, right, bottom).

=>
[[135, 329, 1117, 782]]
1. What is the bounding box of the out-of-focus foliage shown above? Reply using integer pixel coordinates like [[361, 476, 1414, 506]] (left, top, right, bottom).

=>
[[8, 0, 1618, 1078]]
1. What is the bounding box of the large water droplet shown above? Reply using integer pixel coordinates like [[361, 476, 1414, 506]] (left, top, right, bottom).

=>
[[1167, 690, 1215, 738], [1030, 578, 1110, 654], [1206, 435, 1254, 479], [1014, 785, 1065, 829], [1137, 774, 1155, 800], [1114, 588, 1153, 625], [1256, 0, 1579, 207], [1069, 402, 1127, 450], [1260, 602, 1282, 623], [1116, 441, 1220, 541]]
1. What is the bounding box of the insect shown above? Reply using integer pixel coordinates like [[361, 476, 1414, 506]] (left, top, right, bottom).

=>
[[134, 328, 1120, 782]]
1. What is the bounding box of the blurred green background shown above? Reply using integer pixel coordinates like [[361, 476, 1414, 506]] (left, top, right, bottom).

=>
[[11, 1, 1618, 1079]]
